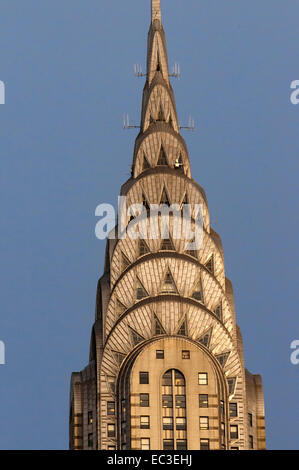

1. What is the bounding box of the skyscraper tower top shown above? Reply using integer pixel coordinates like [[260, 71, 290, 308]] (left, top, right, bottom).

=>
[[69, 1, 266, 451]]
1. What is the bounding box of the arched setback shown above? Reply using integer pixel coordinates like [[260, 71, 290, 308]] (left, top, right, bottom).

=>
[[119, 337, 228, 450]]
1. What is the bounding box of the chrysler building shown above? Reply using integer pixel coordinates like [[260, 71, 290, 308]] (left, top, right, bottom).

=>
[[69, 1, 266, 450]]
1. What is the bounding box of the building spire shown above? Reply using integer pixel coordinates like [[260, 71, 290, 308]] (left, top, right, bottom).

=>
[[151, 0, 162, 23]]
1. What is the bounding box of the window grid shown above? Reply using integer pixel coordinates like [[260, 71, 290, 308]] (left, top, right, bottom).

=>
[[140, 416, 150, 429], [139, 372, 149, 384], [141, 438, 150, 450], [107, 402, 115, 416], [198, 372, 208, 385], [199, 394, 209, 408], [230, 425, 238, 440], [229, 403, 238, 418], [161, 369, 187, 450], [182, 350, 190, 359], [107, 424, 115, 438], [199, 416, 209, 430], [200, 439, 210, 450], [156, 350, 164, 359], [140, 393, 149, 407]]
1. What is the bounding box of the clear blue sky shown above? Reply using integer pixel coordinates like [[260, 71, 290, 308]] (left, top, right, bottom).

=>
[[0, 0, 298, 450]]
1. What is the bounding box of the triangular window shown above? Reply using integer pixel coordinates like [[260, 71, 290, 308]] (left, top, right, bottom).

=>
[[138, 239, 150, 257], [142, 153, 151, 170], [191, 278, 204, 302], [121, 252, 131, 272], [227, 377, 236, 396], [204, 255, 214, 274], [136, 278, 149, 300], [160, 186, 171, 205], [177, 316, 187, 336], [186, 238, 197, 259], [129, 326, 145, 346], [156, 52, 161, 72], [198, 328, 212, 348], [214, 302, 223, 321], [142, 192, 151, 214], [216, 352, 230, 367], [116, 299, 127, 317], [160, 269, 178, 294], [157, 103, 165, 122], [154, 314, 166, 335], [112, 351, 126, 368], [157, 146, 168, 166]]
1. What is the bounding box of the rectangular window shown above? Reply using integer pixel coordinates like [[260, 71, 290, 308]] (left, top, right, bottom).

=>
[[221, 422, 225, 437], [182, 350, 190, 359], [249, 435, 254, 449], [175, 395, 186, 408], [140, 416, 150, 429], [162, 394, 173, 408], [199, 394, 208, 408], [200, 439, 210, 450], [139, 372, 149, 384], [88, 411, 93, 424], [162, 371, 172, 386], [108, 377, 115, 393], [107, 424, 115, 438], [107, 402, 115, 416], [141, 438, 150, 450], [156, 350, 164, 359], [177, 439, 187, 450], [163, 417, 174, 430], [229, 403, 238, 418], [248, 413, 253, 427], [176, 417, 186, 430], [198, 373, 208, 385], [230, 425, 238, 440], [88, 433, 93, 448], [163, 439, 174, 450], [140, 393, 149, 407], [199, 416, 209, 430]]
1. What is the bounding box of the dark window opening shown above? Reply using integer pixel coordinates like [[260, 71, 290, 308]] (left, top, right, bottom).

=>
[[140, 393, 149, 407], [139, 372, 149, 384]]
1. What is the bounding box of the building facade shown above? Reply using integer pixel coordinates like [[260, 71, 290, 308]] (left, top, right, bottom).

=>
[[69, 1, 266, 451]]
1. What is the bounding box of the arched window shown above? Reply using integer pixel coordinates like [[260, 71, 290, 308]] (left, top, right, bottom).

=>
[[161, 369, 187, 450]]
